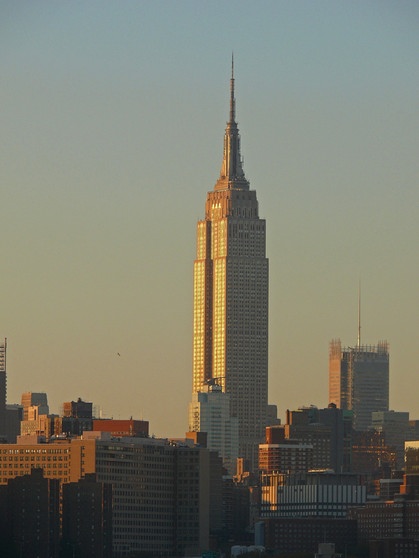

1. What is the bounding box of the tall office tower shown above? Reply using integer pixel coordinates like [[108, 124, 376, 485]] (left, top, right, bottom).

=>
[[192, 62, 269, 468], [0, 339, 6, 410], [329, 339, 389, 431]]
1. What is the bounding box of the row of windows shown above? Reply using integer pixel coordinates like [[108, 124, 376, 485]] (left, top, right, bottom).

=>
[[1, 448, 69, 454]]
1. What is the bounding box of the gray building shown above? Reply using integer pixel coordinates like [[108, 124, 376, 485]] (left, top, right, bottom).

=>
[[92, 434, 220, 556], [188, 383, 239, 475], [329, 339, 389, 431], [372, 410, 409, 469], [0, 339, 22, 443]]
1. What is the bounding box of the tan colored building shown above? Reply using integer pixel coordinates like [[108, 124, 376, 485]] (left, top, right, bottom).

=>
[[0, 436, 96, 486], [259, 442, 313, 474], [192, 61, 268, 470]]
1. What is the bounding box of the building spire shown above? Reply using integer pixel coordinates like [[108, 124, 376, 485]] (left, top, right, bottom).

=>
[[215, 56, 249, 191]]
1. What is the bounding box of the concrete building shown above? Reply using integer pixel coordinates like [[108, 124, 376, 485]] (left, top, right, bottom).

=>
[[262, 517, 356, 556], [0, 339, 22, 443], [20, 404, 56, 437], [92, 418, 149, 437], [351, 429, 396, 475], [372, 410, 410, 469], [21, 391, 49, 421], [258, 441, 313, 474], [0, 339, 6, 414], [318, 404, 353, 473], [270, 409, 333, 470], [93, 434, 217, 556], [2, 468, 60, 558], [348, 495, 419, 544], [405, 441, 419, 474], [329, 339, 389, 431], [192, 61, 269, 469], [0, 436, 97, 486], [188, 383, 239, 474], [62, 473, 112, 558], [0, 432, 219, 556], [260, 471, 366, 518], [63, 397, 93, 418]]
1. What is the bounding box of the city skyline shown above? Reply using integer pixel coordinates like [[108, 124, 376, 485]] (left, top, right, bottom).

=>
[[1, 2, 418, 437]]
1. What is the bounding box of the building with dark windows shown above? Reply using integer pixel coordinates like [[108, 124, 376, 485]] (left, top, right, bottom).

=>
[[262, 517, 357, 557], [0, 468, 60, 558], [62, 473, 112, 558], [260, 471, 366, 519], [63, 397, 93, 418], [191, 60, 269, 469], [0, 339, 23, 443]]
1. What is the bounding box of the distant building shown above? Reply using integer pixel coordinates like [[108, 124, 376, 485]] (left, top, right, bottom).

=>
[[188, 383, 239, 474], [318, 404, 353, 473], [20, 404, 56, 437], [21, 391, 49, 421], [258, 441, 313, 474], [192, 64, 269, 469], [0, 436, 97, 486], [369, 538, 419, 558], [262, 517, 356, 556], [0, 432, 220, 556], [351, 429, 396, 475], [0, 339, 23, 442], [0, 339, 6, 412], [54, 414, 93, 437], [94, 435, 218, 556], [62, 473, 112, 558], [405, 441, 419, 474], [268, 409, 333, 470], [63, 397, 93, 418], [92, 418, 149, 437], [349, 494, 419, 543], [372, 410, 409, 469], [260, 471, 366, 519], [329, 339, 389, 431], [1, 468, 60, 558]]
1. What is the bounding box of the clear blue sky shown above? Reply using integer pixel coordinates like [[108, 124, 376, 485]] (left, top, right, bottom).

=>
[[1, 1, 418, 436]]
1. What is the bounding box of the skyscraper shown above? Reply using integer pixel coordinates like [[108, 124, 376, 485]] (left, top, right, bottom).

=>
[[0, 339, 6, 411], [329, 339, 389, 431], [192, 61, 269, 468]]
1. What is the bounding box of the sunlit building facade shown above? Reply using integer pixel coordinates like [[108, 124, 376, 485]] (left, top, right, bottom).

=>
[[329, 339, 389, 431], [192, 63, 268, 468], [188, 383, 238, 474]]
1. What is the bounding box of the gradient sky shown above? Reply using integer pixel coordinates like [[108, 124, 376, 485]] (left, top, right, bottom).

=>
[[1, 1, 418, 437]]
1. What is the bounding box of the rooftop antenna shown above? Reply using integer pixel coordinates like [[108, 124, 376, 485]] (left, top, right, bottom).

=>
[[357, 280, 361, 348], [230, 52, 235, 123]]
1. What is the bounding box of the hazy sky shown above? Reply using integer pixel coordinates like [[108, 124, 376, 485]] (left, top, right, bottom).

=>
[[1, 1, 418, 437]]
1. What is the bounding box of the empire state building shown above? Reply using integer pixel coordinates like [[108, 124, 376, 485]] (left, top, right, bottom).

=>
[[192, 63, 269, 468]]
